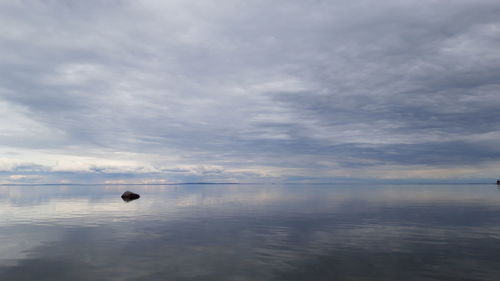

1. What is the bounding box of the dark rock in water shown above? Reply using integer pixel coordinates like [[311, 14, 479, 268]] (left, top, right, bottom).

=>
[[497, 180, 500, 185], [121, 191, 140, 202]]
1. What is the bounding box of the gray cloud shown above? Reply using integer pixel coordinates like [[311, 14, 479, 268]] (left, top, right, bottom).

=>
[[1, 0, 500, 183]]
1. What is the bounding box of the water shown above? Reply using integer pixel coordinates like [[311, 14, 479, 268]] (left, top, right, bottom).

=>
[[1, 184, 500, 281]]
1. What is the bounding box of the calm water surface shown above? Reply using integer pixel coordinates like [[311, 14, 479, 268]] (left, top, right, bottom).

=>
[[1, 184, 500, 280]]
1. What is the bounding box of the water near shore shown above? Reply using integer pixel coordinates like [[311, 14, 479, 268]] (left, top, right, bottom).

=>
[[1, 184, 500, 281]]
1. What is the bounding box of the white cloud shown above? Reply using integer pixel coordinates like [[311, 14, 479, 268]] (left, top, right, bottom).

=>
[[1, 0, 500, 183]]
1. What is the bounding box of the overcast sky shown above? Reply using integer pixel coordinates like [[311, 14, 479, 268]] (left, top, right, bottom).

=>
[[1, 0, 500, 184]]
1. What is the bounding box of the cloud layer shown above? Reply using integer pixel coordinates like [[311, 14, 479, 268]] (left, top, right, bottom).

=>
[[1, 0, 500, 183]]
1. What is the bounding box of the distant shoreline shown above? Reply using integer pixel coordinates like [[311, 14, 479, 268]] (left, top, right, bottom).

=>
[[0, 182, 497, 186]]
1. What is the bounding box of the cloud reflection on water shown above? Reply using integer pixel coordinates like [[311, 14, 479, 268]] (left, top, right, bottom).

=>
[[1, 184, 500, 280]]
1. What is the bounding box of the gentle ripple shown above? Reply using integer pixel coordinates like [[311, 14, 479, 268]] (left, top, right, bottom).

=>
[[1, 184, 500, 280]]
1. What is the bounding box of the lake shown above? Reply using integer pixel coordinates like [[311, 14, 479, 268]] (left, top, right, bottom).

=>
[[1, 184, 500, 281]]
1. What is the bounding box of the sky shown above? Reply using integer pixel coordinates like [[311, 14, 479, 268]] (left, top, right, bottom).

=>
[[1, 0, 500, 184]]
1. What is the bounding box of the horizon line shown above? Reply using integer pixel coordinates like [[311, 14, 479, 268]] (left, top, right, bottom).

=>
[[0, 182, 497, 186]]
